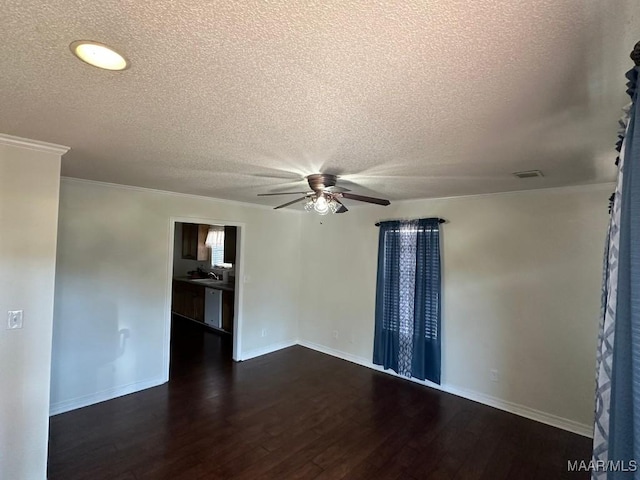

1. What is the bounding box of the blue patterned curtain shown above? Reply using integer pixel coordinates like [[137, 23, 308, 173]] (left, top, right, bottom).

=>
[[592, 66, 640, 479], [373, 218, 441, 384]]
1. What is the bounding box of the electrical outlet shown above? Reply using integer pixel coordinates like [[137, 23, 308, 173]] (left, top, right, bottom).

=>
[[332, 330, 339, 339], [490, 369, 499, 382], [7, 310, 23, 329], [261, 328, 267, 337]]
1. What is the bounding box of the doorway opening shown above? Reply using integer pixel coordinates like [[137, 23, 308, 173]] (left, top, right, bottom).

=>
[[164, 219, 243, 379]]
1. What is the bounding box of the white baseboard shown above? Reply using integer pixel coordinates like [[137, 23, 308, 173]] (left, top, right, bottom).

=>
[[297, 340, 593, 438], [238, 339, 298, 361], [442, 384, 593, 438], [49, 377, 166, 416], [48, 341, 297, 416], [49, 339, 594, 439]]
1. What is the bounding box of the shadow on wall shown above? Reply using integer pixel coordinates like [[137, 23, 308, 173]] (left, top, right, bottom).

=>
[[50, 295, 129, 406]]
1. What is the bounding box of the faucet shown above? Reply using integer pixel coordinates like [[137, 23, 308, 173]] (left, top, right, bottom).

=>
[[208, 271, 221, 280]]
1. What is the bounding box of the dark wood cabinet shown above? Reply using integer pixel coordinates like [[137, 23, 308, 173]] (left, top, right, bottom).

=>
[[223, 226, 237, 264], [181, 223, 197, 259], [172, 281, 205, 322], [222, 290, 234, 332], [181, 223, 209, 261]]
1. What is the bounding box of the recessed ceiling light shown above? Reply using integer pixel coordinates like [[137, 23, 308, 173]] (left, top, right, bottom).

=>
[[69, 40, 129, 71]]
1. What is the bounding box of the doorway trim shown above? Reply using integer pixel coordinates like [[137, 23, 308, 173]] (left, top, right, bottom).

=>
[[163, 216, 246, 379]]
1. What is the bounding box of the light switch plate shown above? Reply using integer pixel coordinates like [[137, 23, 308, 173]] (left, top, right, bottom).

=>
[[7, 310, 23, 329]]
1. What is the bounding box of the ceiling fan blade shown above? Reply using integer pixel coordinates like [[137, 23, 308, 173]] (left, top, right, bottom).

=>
[[340, 192, 390, 206], [274, 196, 310, 209], [334, 199, 348, 213], [258, 191, 311, 196]]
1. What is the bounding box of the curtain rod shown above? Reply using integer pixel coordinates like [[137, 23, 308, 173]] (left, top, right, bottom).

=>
[[633, 41, 640, 66], [375, 218, 446, 227]]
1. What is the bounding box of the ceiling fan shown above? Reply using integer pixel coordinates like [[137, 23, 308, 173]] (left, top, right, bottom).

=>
[[258, 173, 390, 214]]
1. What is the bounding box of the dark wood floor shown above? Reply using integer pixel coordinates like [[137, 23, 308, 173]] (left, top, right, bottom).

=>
[[48, 318, 592, 479]]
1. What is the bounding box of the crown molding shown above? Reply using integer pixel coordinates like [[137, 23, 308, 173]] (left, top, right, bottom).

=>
[[0, 133, 70, 155], [388, 181, 616, 207], [60, 176, 300, 213]]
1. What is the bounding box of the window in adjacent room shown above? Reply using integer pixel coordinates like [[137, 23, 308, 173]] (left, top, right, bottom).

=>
[[205, 226, 225, 266]]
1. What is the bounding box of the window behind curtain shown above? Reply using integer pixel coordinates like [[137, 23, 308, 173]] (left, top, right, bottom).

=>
[[211, 244, 224, 266], [205, 226, 225, 266]]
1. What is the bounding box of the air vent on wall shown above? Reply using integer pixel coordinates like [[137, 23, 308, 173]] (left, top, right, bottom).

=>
[[513, 170, 544, 179]]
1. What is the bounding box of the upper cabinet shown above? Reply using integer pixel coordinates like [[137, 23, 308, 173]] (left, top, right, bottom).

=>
[[182, 223, 209, 261], [223, 226, 237, 264]]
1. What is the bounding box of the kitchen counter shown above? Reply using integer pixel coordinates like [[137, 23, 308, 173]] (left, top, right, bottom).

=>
[[173, 276, 235, 292]]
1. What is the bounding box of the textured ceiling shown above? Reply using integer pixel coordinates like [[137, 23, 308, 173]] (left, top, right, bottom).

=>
[[1, 1, 638, 207]]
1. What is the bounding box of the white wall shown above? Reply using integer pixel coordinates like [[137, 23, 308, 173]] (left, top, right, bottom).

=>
[[0, 136, 66, 480], [298, 184, 611, 435], [50, 179, 302, 414]]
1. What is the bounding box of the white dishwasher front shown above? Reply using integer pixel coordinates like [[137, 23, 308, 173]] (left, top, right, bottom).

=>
[[204, 288, 222, 328]]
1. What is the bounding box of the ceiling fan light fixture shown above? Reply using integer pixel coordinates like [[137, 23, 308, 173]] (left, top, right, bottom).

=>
[[313, 194, 330, 215], [303, 194, 341, 215], [304, 199, 315, 211]]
